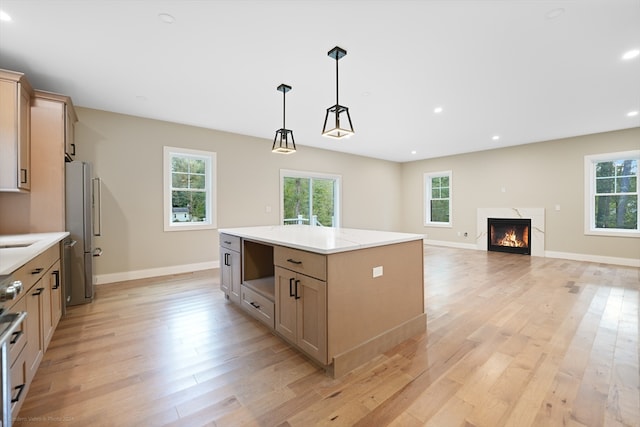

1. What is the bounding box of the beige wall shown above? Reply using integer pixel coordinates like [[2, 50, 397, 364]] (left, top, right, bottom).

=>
[[75, 108, 403, 279], [401, 127, 640, 261], [74, 108, 638, 279]]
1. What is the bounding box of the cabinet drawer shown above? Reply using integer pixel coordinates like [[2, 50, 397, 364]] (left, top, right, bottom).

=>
[[8, 297, 27, 366], [220, 233, 241, 252], [241, 285, 274, 329], [274, 246, 326, 281], [10, 244, 59, 302], [10, 346, 28, 416]]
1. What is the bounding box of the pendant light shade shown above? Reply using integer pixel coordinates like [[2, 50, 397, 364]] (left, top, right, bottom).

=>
[[322, 46, 354, 139], [272, 83, 296, 154]]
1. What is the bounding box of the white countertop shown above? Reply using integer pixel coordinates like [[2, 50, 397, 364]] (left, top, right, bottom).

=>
[[219, 225, 423, 254], [0, 232, 70, 277]]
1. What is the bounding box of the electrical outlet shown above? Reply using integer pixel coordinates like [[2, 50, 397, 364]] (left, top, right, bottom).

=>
[[373, 266, 383, 278]]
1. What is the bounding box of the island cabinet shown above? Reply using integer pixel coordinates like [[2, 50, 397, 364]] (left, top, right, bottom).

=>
[[219, 226, 426, 377], [274, 246, 327, 364], [219, 233, 241, 304]]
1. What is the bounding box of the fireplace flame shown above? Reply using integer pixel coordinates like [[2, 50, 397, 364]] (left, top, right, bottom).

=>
[[496, 228, 527, 247]]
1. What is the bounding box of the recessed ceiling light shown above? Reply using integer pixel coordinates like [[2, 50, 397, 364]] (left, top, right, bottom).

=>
[[545, 8, 565, 20], [492, 135, 500, 141], [0, 10, 12, 21], [411, 150, 417, 155], [627, 110, 639, 117], [434, 107, 443, 114], [158, 13, 175, 24], [622, 49, 640, 60]]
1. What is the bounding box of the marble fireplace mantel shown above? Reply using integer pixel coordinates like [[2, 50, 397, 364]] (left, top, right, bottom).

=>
[[477, 208, 545, 257]]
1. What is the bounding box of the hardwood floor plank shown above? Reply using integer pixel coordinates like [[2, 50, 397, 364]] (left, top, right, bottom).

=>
[[12, 249, 639, 427]]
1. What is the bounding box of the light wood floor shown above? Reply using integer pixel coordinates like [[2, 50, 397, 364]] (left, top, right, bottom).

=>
[[13, 246, 639, 427]]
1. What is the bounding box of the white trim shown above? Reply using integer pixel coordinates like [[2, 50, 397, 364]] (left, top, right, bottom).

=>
[[163, 146, 217, 232], [423, 241, 639, 267], [584, 150, 640, 238], [95, 261, 219, 285], [545, 251, 640, 268], [424, 170, 452, 227]]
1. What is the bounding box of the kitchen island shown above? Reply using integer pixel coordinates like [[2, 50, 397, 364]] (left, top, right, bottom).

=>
[[218, 225, 426, 377]]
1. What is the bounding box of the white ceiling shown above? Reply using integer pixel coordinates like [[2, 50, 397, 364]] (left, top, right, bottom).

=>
[[1, 0, 639, 162]]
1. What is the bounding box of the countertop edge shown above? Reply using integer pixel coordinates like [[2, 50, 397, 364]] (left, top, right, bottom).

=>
[[0, 232, 70, 277], [219, 226, 424, 254]]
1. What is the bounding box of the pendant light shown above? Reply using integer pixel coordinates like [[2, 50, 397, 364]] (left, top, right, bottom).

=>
[[272, 83, 296, 154], [322, 46, 354, 139]]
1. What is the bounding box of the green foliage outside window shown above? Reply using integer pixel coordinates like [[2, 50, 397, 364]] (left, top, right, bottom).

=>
[[283, 176, 335, 226], [594, 159, 638, 229], [430, 176, 450, 222], [171, 156, 207, 222]]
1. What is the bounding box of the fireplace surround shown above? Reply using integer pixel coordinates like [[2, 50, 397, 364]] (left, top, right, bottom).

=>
[[476, 208, 545, 257]]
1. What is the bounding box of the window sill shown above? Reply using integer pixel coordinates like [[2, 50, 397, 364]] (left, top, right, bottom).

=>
[[584, 229, 640, 238], [424, 222, 452, 228]]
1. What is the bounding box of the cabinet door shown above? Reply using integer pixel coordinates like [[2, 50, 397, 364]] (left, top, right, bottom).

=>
[[25, 284, 45, 383], [296, 274, 327, 364], [49, 261, 63, 342], [274, 266, 297, 344], [65, 103, 76, 158], [18, 83, 31, 190], [220, 248, 241, 304]]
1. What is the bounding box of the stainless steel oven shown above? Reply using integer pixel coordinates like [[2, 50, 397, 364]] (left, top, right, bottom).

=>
[[0, 275, 27, 427]]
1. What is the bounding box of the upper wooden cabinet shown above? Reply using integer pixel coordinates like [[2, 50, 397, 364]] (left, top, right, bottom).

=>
[[0, 69, 34, 192], [29, 90, 77, 232]]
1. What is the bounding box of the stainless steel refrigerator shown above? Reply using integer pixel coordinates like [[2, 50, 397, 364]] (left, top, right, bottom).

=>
[[65, 161, 102, 306]]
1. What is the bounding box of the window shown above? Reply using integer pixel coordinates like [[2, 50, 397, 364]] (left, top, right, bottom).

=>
[[280, 169, 341, 227], [424, 171, 452, 227], [163, 146, 216, 231], [585, 150, 639, 237]]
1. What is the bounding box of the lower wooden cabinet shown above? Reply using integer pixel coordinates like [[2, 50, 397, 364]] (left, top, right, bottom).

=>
[[5, 242, 64, 419], [274, 266, 327, 364]]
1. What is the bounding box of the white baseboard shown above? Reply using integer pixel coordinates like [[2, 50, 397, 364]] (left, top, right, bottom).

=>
[[544, 251, 640, 268], [424, 239, 639, 267], [423, 239, 477, 250], [95, 261, 220, 285]]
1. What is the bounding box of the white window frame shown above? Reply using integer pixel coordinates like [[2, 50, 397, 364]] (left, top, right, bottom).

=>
[[280, 169, 341, 228], [163, 146, 216, 232], [584, 150, 639, 238], [424, 170, 452, 227]]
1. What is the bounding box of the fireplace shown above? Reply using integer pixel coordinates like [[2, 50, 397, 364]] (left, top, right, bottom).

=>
[[487, 218, 531, 255]]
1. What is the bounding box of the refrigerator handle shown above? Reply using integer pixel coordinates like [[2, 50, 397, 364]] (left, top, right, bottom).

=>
[[93, 177, 102, 236]]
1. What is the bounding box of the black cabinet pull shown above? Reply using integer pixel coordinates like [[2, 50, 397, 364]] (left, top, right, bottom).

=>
[[294, 279, 301, 300], [70, 143, 76, 156], [289, 278, 295, 297], [224, 253, 230, 266], [287, 258, 302, 265], [31, 267, 44, 275], [20, 168, 27, 184], [10, 330, 23, 345], [52, 270, 60, 289], [12, 384, 25, 403], [224, 240, 232, 245], [32, 287, 44, 296], [250, 301, 260, 309]]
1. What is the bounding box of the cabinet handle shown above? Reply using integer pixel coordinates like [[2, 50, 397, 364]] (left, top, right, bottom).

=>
[[250, 301, 260, 309], [224, 253, 230, 266], [70, 143, 76, 156], [31, 267, 44, 275], [52, 270, 60, 289], [289, 278, 295, 297], [10, 330, 23, 345], [20, 168, 27, 184], [224, 240, 232, 245], [11, 384, 25, 403], [294, 279, 301, 300], [32, 287, 44, 296], [287, 258, 302, 265]]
